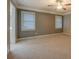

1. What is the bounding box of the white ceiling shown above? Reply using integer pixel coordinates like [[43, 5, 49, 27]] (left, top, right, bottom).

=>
[[13, 0, 71, 15]]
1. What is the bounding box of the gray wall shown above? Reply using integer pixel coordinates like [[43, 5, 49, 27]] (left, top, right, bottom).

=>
[[63, 14, 71, 35], [17, 10, 63, 38]]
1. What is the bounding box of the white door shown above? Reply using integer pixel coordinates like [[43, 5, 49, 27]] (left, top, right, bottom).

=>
[[10, 2, 16, 46]]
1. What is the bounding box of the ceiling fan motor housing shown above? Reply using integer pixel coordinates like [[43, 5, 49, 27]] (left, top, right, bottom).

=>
[[56, 0, 62, 3]]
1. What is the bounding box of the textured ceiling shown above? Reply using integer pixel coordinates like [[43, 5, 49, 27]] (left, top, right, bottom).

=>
[[13, 0, 71, 15]]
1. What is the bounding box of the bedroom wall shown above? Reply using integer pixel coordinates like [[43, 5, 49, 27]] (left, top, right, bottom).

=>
[[17, 9, 63, 38], [63, 14, 71, 35]]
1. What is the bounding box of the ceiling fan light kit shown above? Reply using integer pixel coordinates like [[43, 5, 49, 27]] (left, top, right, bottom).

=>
[[57, 2, 62, 9], [48, 0, 71, 10], [57, 5, 62, 9]]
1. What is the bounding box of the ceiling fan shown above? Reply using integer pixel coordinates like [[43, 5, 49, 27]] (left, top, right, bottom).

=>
[[48, 0, 71, 10]]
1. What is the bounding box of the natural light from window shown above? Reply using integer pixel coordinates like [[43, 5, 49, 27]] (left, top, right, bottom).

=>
[[21, 11, 35, 31]]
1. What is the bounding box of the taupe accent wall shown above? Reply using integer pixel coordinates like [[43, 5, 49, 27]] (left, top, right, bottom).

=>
[[17, 9, 63, 38], [63, 14, 71, 35], [36, 12, 55, 35]]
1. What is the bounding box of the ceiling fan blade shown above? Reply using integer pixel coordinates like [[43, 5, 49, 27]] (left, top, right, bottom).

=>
[[48, 5, 53, 6], [65, 3, 71, 6], [63, 8, 66, 10], [48, 4, 56, 7]]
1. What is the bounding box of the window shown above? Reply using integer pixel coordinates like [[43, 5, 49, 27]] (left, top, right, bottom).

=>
[[55, 16, 62, 29], [21, 11, 35, 31]]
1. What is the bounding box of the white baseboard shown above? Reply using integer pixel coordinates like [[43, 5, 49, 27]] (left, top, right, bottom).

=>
[[63, 33, 71, 36], [17, 33, 65, 41]]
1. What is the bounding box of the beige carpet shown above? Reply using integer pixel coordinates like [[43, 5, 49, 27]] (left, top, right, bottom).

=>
[[8, 34, 71, 59]]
